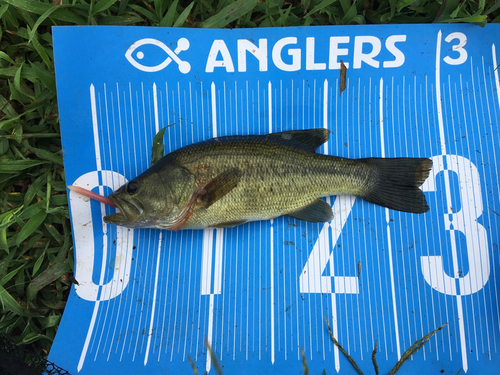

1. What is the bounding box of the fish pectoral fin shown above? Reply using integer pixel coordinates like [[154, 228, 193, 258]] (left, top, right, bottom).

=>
[[287, 199, 333, 223], [270, 129, 330, 153], [200, 168, 241, 208], [212, 219, 248, 228]]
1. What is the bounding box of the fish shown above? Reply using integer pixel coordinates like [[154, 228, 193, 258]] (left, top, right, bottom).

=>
[[103, 129, 432, 230]]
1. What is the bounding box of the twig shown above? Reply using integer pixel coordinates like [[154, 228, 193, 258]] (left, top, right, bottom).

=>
[[387, 323, 448, 375], [371, 340, 379, 375], [324, 316, 364, 375], [188, 356, 198, 375], [204, 337, 224, 375], [301, 348, 309, 375]]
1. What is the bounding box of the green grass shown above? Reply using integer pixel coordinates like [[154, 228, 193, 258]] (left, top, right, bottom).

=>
[[0, 0, 499, 368]]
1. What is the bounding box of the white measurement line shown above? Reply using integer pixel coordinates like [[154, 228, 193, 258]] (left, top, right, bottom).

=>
[[240, 83, 247, 355], [221, 228, 229, 360], [379, 78, 401, 360], [435, 32, 448, 156], [414, 78, 433, 359], [162, 85, 174, 361], [464, 74, 486, 356], [246, 224, 250, 360], [341, 81, 350, 357], [183, 233, 195, 360], [311, 79, 325, 361], [390, 78, 404, 357], [401, 78, 416, 354], [105, 89, 119, 360], [136, 87, 155, 357], [94, 84, 114, 359], [159, 234, 173, 361], [445, 77, 460, 353], [330, 79, 340, 372], [114, 89, 130, 357], [128, 91, 143, 357], [355, 80, 366, 354], [281, 80, 288, 359], [220, 85, 228, 359], [411, 79, 429, 360], [456, 75, 471, 373], [223, 81, 227, 135], [485, 61, 500, 337], [144, 83, 162, 365], [153, 90, 166, 362], [417, 79, 440, 360], [187, 88, 198, 357], [233, 81, 242, 361], [407, 79, 426, 360], [87, 93, 106, 357], [194, 85, 204, 361], [141, 92, 155, 358], [268, 80, 275, 364], [290, 81, 297, 361], [226, 230, 234, 360], [479, 60, 498, 354], [295, 82, 304, 361], [425, 77, 450, 358], [170, 234, 183, 360], [471, 59, 492, 358], [349, 82, 362, 358], [233, 225, 239, 360], [203, 82, 222, 372], [432, 81, 454, 359], [259, 222, 262, 359], [77, 85, 105, 372], [234, 81, 238, 134], [114, 85, 128, 351], [120, 83, 138, 360], [450, 80, 471, 357], [92, 85, 103, 173], [462, 79, 481, 362], [132, 84, 149, 361], [368, 78, 382, 357], [168, 89, 182, 361], [372, 80, 387, 359], [436, 31, 467, 369], [461, 77, 481, 362]]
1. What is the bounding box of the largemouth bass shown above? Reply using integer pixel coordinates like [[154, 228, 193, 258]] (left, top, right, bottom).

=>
[[104, 129, 432, 230]]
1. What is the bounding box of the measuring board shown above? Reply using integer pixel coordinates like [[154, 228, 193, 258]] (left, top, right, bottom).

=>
[[51, 24, 500, 374]]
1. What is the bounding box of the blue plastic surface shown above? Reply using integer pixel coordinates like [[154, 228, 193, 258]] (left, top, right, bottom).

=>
[[50, 25, 500, 374]]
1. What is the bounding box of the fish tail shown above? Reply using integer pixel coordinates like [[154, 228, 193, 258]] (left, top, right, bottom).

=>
[[360, 158, 432, 214]]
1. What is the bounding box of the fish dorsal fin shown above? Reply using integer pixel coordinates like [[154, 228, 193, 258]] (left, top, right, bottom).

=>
[[199, 168, 241, 209], [270, 129, 330, 153], [287, 199, 333, 223]]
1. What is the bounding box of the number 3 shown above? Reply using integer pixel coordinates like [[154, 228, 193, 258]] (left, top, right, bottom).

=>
[[443, 32, 468, 66]]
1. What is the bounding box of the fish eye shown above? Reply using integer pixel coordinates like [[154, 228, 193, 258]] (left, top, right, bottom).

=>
[[126, 181, 139, 194]]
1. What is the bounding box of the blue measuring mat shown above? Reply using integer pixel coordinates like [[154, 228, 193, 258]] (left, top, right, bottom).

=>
[[51, 24, 500, 374]]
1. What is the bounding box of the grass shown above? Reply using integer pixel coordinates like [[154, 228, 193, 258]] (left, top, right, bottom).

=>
[[201, 318, 451, 374], [0, 0, 499, 370]]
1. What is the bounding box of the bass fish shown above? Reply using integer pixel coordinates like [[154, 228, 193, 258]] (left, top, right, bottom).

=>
[[104, 129, 432, 230]]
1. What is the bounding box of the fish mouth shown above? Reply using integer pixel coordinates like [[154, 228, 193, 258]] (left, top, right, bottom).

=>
[[104, 194, 144, 226]]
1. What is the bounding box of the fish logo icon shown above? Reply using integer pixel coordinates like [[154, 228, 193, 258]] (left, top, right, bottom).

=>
[[125, 38, 191, 73]]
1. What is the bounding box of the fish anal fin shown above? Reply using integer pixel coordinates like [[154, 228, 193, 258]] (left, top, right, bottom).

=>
[[287, 199, 333, 223], [200, 168, 241, 209], [212, 219, 248, 228], [270, 129, 330, 153]]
